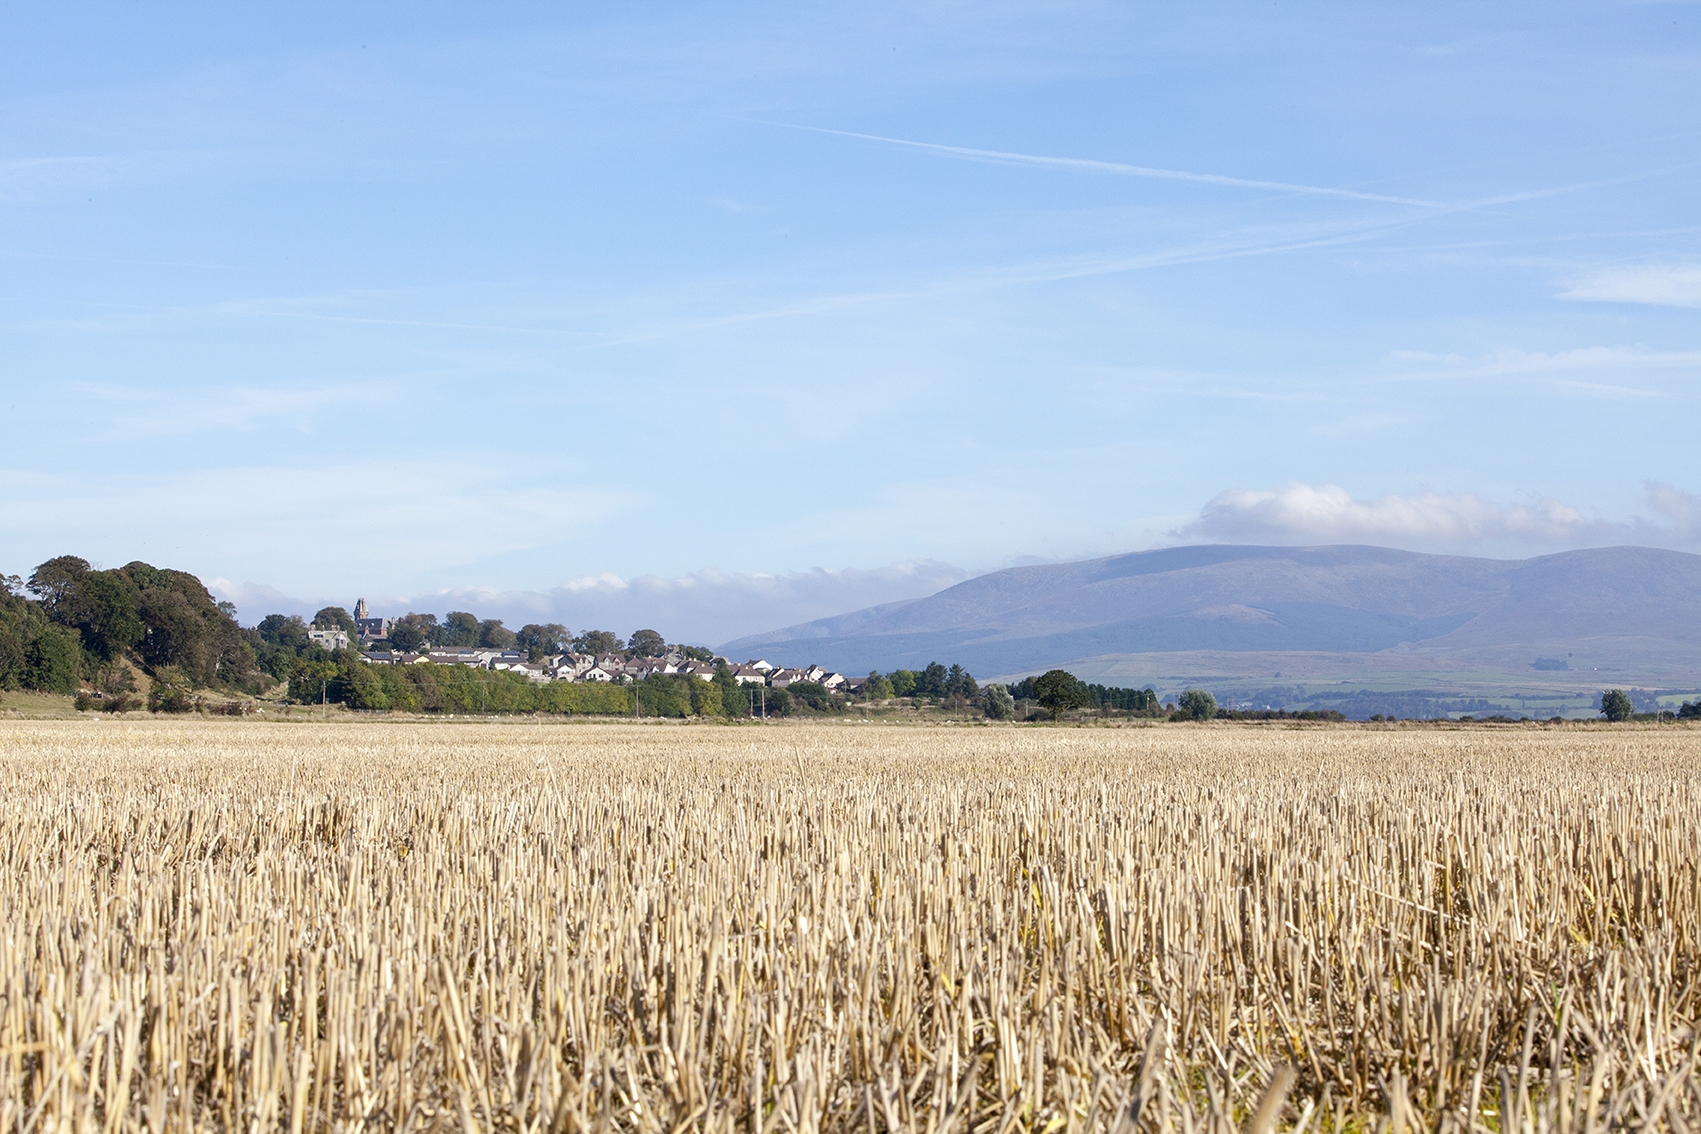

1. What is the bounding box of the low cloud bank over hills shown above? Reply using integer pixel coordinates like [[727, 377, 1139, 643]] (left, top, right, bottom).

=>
[[210, 560, 971, 648], [720, 544, 1701, 689]]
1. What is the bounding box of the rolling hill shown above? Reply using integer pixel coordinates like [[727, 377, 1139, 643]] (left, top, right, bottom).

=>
[[719, 545, 1701, 699]]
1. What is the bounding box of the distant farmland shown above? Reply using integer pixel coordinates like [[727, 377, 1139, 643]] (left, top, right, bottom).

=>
[[2, 720, 1698, 1131]]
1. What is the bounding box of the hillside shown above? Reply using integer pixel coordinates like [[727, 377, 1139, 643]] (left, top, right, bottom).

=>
[[720, 544, 1701, 692]]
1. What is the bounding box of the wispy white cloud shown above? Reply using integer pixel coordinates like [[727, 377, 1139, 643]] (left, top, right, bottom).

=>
[[0, 156, 116, 203], [81, 381, 390, 437], [776, 124, 1638, 216], [211, 294, 597, 336], [1307, 412, 1417, 438], [566, 214, 1435, 351], [1378, 345, 1701, 396], [1179, 481, 1701, 552], [1560, 264, 1701, 309], [777, 124, 1447, 206]]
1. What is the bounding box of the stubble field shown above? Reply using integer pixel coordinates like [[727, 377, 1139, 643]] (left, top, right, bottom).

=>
[[1, 719, 1698, 1133]]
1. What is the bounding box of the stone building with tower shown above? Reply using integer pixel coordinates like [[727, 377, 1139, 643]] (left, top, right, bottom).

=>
[[353, 598, 393, 644]]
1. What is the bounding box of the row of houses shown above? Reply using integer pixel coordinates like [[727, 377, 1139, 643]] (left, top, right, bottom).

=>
[[358, 645, 857, 690]]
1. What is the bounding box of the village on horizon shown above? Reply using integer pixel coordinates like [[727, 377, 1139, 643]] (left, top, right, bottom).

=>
[[306, 599, 858, 693]]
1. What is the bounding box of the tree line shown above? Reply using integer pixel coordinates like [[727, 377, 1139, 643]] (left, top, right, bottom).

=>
[[1602, 689, 1701, 723], [991, 671, 1165, 720], [286, 655, 632, 715]]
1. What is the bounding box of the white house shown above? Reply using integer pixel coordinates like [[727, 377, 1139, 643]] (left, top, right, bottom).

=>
[[308, 628, 349, 650], [731, 666, 768, 685], [500, 660, 552, 683], [426, 648, 510, 669], [554, 652, 596, 677], [628, 659, 681, 680]]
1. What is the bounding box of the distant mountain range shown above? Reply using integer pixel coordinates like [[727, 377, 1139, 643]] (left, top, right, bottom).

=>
[[720, 545, 1701, 694]]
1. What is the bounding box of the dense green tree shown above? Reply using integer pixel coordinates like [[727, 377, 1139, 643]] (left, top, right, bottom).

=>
[[479, 619, 517, 650], [443, 611, 481, 647], [393, 612, 443, 647], [1034, 669, 1091, 720], [678, 674, 730, 718], [134, 586, 203, 670], [313, 607, 356, 635], [1176, 688, 1218, 721], [861, 671, 893, 700], [27, 555, 91, 616], [55, 570, 145, 661], [10, 555, 256, 693], [983, 684, 1016, 720], [1086, 684, 1161, 713], [574, 629, 621, 656], [248, 614, 311, 681], [126, 565, 253, 687], [334, 661, 392, 710], [516, 623, 568, 660], [712, 664, 743, 718], [257, 614, 310, 650], [786, 681, 843, 712], [0, 595, 32, 689], [627, 629, 666, 657], [288, 659, 340, 706], [0, 583, 62, 691], [634, 674, 693, 717], [1600, 689, 1634, 722], [914, 662, 948, 698], [888, 669, 917, 697], [387, 624, 427, 653], [22, 624, 80, 693]]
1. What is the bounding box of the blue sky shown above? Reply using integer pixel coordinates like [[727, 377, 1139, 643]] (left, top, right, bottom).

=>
[[3, 2, 1698, 643]]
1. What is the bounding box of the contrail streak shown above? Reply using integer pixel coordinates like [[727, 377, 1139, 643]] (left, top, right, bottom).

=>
[[778, 124, 1448, 208]]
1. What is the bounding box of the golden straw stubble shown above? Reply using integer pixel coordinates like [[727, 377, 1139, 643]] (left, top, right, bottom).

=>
[[0, 719, 1697, 1133]]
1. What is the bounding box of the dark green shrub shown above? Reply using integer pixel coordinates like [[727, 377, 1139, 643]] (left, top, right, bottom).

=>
[[1600, 689, 1633, 723], [1176, 689, 1218, 721], [22, 625, 80, 694]]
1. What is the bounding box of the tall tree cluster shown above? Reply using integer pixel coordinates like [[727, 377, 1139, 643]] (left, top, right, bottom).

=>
[[0, 556, 259, 694]]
